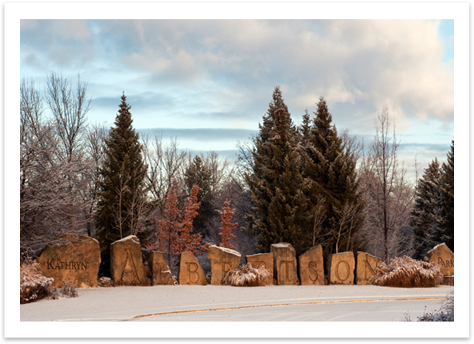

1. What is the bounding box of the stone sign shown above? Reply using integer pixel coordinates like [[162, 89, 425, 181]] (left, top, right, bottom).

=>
[[356, 252, 382, 285], [329, 252, 355, 285], [147, 251, 174, 286], [271, 243, 298, 285], [208, 245, 241, 285], [425, 243, 454, 276], [110, 235, 149, 286], [36, 234, 101, 288], [246, 253, 273, 285], [179, 251, 207, 285], [299, 245, 324, 285]]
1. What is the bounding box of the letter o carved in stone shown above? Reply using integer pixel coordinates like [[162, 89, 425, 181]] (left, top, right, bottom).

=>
[[335, 260, 350, 281]]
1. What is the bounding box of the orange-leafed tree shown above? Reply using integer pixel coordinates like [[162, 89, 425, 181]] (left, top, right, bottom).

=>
[[146, 186, 181, 266], [218, 199, 238, 249], [177, 185, 208, 256], [147, 184, 207, 268]]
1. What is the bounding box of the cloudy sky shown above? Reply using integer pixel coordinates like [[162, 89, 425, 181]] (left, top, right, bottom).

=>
[[5, 3, 470, 336], [20, 19, 454, 177]]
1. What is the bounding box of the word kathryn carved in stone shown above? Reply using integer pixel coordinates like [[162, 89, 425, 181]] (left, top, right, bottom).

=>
[[47, 260, 88, 270], [36, 234, 101, 288]]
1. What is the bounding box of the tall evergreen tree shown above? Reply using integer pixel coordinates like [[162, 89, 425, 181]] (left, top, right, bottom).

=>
[[438, 140, 454, 251], [411, 158, 441, 259], [301, 97, 364, 260], [246, 87, 310, 255], [94, 93, 153, 276]]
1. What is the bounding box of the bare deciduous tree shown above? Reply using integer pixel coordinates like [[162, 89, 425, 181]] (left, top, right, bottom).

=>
[[45, 72, 92, 232], [359, 108, 416, 262], [81, 124, 108, 236], [141, 135, 190, 250]]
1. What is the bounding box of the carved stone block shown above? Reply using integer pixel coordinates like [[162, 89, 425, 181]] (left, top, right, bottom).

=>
[[208, 245, 241, 285], [356, 252, 382, 285], [299, 245, 324, 285], [36, 234, 101, 288], [329, 252, 355, 285], [425, 243, 454, 276], [110, 235, 149, 286], [271, 243, 298, 285], [246, 253, 273, 285], [178, 251, 207, 285], [147, 251, 174, 286]]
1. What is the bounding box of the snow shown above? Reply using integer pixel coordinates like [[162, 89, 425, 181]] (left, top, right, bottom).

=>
[[209, 245, 241, 256], [111, 235, 139, 245]]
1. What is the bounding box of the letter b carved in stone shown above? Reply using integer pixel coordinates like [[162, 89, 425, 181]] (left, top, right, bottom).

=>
[[179, 252, 207, 285]]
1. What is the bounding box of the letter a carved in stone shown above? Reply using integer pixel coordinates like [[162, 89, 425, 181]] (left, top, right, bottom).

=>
[[121, 249, 140, 285], [110, 235, 149, 286]]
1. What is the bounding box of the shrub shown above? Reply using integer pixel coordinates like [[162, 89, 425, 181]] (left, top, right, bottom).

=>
[[223, 263, 270, 287], [403, 291, 454, 322], [20, 259, 54, 304], [373, 256, 443, 288], [418, 290, 454, 321], [20, 259, 78, 304]]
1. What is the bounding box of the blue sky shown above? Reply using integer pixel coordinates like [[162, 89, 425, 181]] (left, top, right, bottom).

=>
[[4, 3, 470, 336], [20, 19, 454, 177]]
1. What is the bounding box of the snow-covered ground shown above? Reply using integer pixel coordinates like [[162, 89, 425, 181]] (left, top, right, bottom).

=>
[[13, 285, 462, 337], [12, 285, 469, 337]]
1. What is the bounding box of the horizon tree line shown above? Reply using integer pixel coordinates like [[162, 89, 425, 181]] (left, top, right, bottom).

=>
[[20, 73, 454, 277]]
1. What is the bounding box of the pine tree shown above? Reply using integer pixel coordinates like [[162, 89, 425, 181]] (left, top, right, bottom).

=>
[[299, 108, 312, 147], [301, 97, 364, 260], [94, 93, 153, 276], [438, 140, 454, 251], [246, 86, 310, 255], [184, 155, 214, 236], [411, 158, 442, 259]]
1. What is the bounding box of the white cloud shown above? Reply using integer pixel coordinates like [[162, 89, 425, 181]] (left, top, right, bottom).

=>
[[21, 19, 454, 134]]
